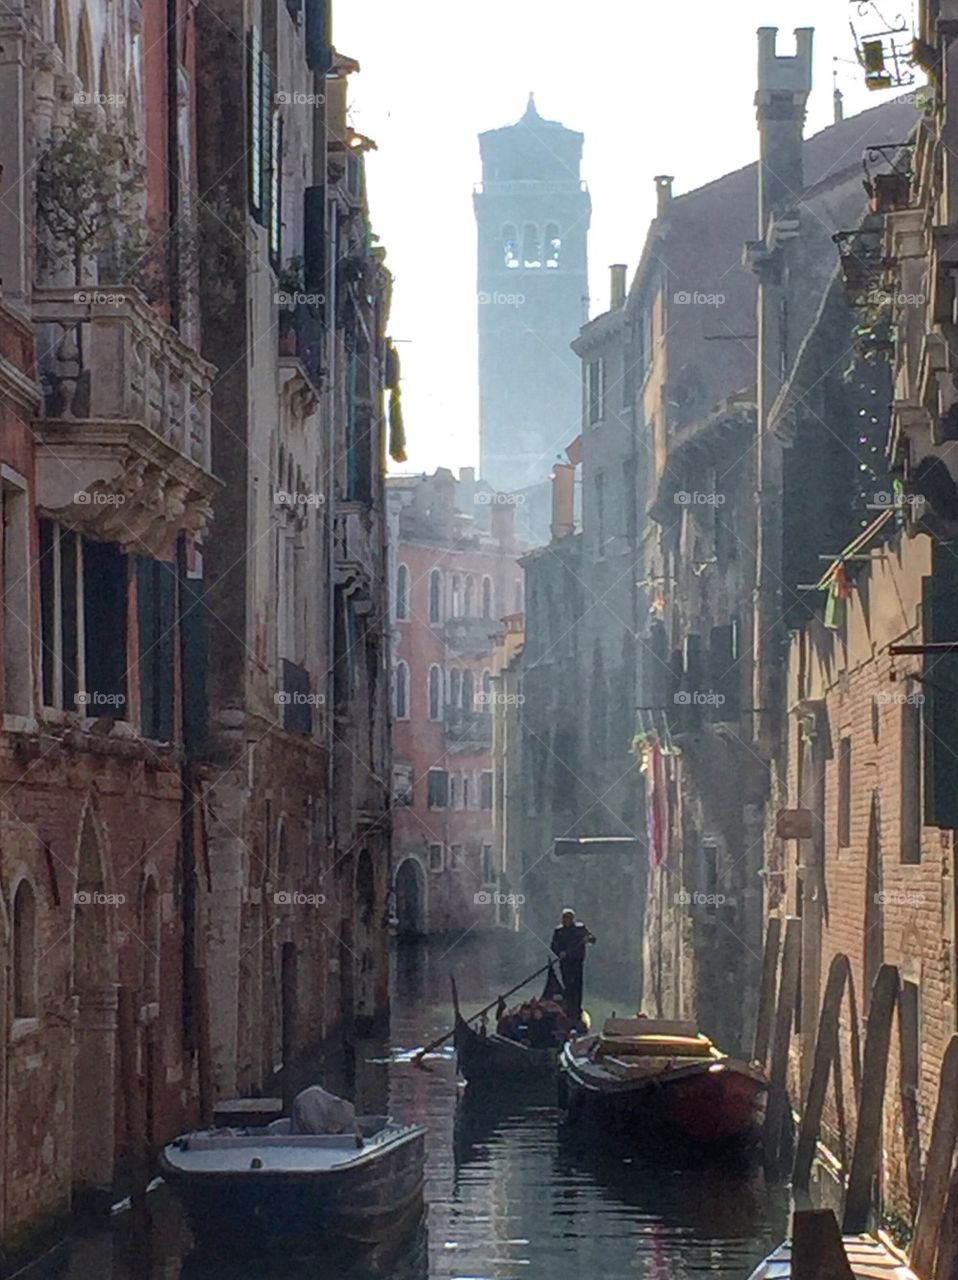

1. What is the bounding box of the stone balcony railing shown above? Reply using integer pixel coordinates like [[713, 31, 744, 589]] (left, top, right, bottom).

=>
[[32, 285, 218, 557], [443, 615, 496, 656], [444, 706, 493, 749]]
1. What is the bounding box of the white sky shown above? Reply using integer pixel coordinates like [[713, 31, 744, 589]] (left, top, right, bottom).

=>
[[336, 0, 916, 475]]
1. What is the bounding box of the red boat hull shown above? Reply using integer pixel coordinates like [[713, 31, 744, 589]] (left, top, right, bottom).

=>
[[665, 1068, 766, 1143]]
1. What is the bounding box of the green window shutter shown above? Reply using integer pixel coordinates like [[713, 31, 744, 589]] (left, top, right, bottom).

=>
[[260, 55, 273, 232], [249, 28, 262, 216], [269, 116, 283, 265], [922, 568, 958, 827]]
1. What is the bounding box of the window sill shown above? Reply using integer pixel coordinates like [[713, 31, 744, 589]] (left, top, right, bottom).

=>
[[3, 713, 38, 734], [11, 1016, 40, 1042]]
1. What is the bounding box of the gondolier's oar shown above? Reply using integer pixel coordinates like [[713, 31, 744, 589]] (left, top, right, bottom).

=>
[[413, 962, 554, 1066]]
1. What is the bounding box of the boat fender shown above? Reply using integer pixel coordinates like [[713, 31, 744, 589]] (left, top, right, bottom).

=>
[[250, 1157, 264, 1169]]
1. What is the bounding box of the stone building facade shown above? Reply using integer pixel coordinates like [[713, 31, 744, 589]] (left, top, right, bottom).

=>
[[387, 468, 524, 935], [0, 0, 395, 1259]]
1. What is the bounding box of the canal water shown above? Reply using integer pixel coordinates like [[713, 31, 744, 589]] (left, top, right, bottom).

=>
[[29, 935, 789, 1280]]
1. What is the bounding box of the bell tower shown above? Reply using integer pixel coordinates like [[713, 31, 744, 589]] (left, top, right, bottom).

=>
[[474, 95, 591, 494]]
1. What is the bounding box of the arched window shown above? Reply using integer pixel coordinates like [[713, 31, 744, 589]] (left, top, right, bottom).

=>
[[54, 0, 68, 55], [502, 223, 519, 269], [429, 569, 442, 623], [76, 8, 93, 91], [394, 661, 409, 719], [481, 670, 493, 706], [464, 576, 475, 617], [522, 223, 541, 269], [481, 576, 493, 618], [449, 667, 462, 709], [545, 222, 561, 268], [395, 564, 409, 620], [13, 879, 37, 1019], [428, 666, 442, 721], [142, 877, 160, 1002], [462, 669, 475, 711], [451, 574, 462, 617]]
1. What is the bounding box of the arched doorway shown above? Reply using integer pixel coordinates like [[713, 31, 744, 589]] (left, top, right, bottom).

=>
[[395, 858, 426, 939], [72, 807, 118, 1204]]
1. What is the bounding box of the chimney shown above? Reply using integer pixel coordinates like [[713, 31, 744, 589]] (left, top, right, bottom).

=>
[[833, 85, 844, 124], [654, 175, 674, 218], [491, 500, 514, 549], [610, 264, 627, 311], [755, 28, 813, 230], [551, 464, 576, 541], [458, 465, 476, 513]]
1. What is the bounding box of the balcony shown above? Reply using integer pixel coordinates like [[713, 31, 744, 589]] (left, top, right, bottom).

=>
[[443, 615, 496, 656], [278, 301, 324, 392], [32, 286, 217, 557], [444, 706, 492, 750]]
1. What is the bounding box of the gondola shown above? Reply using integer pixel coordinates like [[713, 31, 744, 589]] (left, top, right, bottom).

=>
[[558, 1016, 768, 1145], [746, 1232, 918, 1278], [159, 1113, 426, 1255]]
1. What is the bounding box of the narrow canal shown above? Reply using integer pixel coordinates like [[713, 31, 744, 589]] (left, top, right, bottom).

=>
[[29, 935, 789, 1280]]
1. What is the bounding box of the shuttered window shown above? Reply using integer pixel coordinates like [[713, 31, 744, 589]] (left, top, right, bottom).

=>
[[249, 28, 263, 217], [922, 566, 958, 827], [137, 557, 177, 742]]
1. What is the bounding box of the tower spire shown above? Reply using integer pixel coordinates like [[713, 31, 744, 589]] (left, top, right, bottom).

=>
[[523, 92, 539, 122]]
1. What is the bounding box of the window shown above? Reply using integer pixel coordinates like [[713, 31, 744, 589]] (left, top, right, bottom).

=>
[[900, 980, 920, 1097], [587, 358, 605, 425], [428, 843, 444, 872], [480, 771, 493, 809], [451, 574, 462, 617], [427, 769, 448, 809], [502, 223, 518, 269], [462, 669, 474, 710], [595, 473, 606, 552], [449, 667, 461, 709], [392, 762, 414, 806], [901, 694, 922, 863], [393, 661, 409, 719], [429, 568, 442, 623], [2, 476, 31, 717], [481, 843, 494, 884], [449, 844, 462, 868], [137, 557, 176, 741], [545, 222, 561, 268], [837, 737, 852, 848], [449, 774, 458, 808], [428, 665, 442, 720], [39, 522, 127, 718], [522, 223, 541, 268], [464, 576, 474, 617], [482, 576, 493, 619], [13, 879, 37, 1019], [481, 670, 492, 707], [395, 564, 409, 620], [463, 773, 471, 809]]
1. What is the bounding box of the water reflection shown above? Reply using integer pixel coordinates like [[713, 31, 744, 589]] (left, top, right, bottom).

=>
[[30, 935, 787, 1280]]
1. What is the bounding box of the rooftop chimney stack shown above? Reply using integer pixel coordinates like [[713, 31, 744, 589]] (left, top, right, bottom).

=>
[[654, 175, 674, 218], [755, 28, 813, 230], [610, 264, 627, 311], [551, 464, 576, 541]]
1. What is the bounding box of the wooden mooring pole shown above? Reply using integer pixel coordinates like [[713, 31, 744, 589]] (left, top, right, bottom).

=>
[[117, 986, 149, 1216], [793, 952, 852, 1190], [791, 1209, 855, 1280], [763, 916, 801, 1172], [911, 1033, 958, 1278], [842, 963, 900, 1234], [753, 915, 782, 1069]]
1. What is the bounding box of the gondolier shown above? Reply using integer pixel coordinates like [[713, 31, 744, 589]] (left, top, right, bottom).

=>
[[550, 908, 595, 1023]]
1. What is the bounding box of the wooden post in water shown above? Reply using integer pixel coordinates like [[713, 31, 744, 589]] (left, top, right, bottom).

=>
[[793, 952, 851, 1189], [195, 964, 213, 1126], [281, 942, 299, 1114], [933, 1160, 958, 1280], [842, 963, 900, 1234], [791, 1209, 855, 1280], [911, 1033, 958, 1278], [763, 915, 801, 1172], [753, 915, 782, 1068]]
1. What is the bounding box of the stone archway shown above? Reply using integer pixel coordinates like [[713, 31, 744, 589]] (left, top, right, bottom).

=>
[[395, 857, 427, 939], [71, 805, 118, 1204]]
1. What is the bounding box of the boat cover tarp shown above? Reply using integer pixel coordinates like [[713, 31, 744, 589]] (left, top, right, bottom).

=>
[[290, 1085, 357, 1135]]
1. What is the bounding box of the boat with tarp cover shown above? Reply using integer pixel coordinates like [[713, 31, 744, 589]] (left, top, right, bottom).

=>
[[558, 1016, 768, 1144]]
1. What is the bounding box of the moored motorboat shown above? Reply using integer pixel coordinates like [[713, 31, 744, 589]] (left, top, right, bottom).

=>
[[746, 1232, 918, 1278], [159, 1113, 426, 1255], [558, 1016, 768, 1145]]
